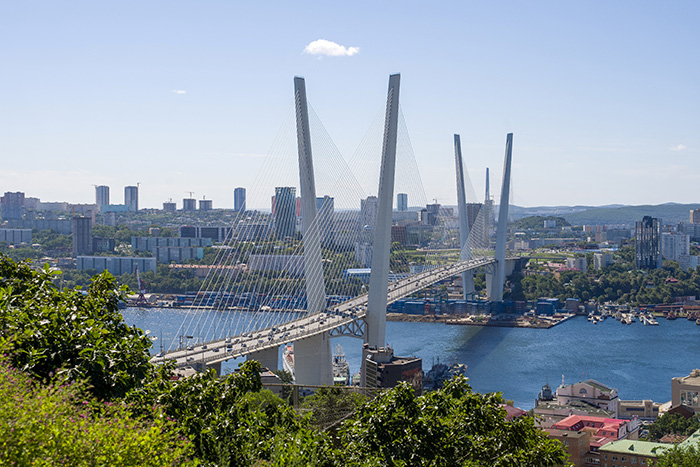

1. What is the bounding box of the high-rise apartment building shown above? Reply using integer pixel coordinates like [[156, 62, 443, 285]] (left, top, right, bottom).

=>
[[274, 187, 296, 239], [72, 216, 93, 257], [95, 186, 109, 211], [124, 186, 138, 212], [182, 198, 196, 211], [662, 232, 690, 261], [1, 192, 25, 221], [163, 201, 176, 212], [199, 199, 213, 211], [635, 216, 662, 269], [691, 209, 700, 224], [234, 187, 246, 212], [397, 193, 408, 212], [315, 195, 334, 245]]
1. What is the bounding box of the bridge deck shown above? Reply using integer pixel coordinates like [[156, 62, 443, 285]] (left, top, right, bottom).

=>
[[152, 256, 497, 368]]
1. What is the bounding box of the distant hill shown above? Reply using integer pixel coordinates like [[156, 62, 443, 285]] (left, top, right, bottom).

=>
[[561, 203, 700, 226]]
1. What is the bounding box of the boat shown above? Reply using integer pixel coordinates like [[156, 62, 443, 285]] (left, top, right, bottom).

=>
[[332, 344, 350, 385], [696, 318, 700, 326], [423, 359, 468, 391], [282, 344, 295, 380]]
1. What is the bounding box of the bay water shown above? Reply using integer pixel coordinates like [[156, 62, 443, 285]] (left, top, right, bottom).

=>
[[123, 308, 700, 410]]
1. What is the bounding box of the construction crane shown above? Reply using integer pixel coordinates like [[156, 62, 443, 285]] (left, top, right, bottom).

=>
[[185, 191, 194, 199]]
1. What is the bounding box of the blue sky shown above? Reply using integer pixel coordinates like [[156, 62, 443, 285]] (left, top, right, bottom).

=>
[[1, 1, 698, 209]]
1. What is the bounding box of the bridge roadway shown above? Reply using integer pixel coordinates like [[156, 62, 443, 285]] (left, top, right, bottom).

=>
[[153, 256, 497, 369]]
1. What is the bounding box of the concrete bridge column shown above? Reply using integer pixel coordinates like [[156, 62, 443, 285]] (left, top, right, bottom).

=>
[[247, 345, 279, 372], [294, 332, 332, 385]]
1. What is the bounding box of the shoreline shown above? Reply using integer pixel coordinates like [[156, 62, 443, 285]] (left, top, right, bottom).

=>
[[387, 312, 575, 329]]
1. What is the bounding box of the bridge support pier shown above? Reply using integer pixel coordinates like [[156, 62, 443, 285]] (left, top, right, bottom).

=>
[[247, 345, 279, 372], [294, 332, 332, 386]]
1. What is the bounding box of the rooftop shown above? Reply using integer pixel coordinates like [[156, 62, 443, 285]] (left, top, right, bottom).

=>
[[600, 439, 670, 457]]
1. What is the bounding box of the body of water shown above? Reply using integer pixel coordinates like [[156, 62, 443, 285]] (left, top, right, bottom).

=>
[[123, 308, 700, 410]]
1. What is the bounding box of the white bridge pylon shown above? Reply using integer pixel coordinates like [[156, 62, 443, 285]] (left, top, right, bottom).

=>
[[155, 76, 517, 380]]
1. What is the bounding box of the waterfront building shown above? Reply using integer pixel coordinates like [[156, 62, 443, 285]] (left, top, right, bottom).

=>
[[95, 185, 109, 211], [71, 216, 93, 257], [1, 192, 24, 220], [635, 216, 661, 269], [661, 232, 690, 261], [274, 187, 296, 239], [182, 198, 196, 211], [593, 252, 614, 270], [396, 193, 408, 211], [199, 199, 213, 211], [557, 379, 619, 417], [361, 344, 422, 395], [77, 256, 156, 275], [124, 185, 138, 212], [234, 187, 246, 212], [617, 399, 661, 420], [672, 369, 700, 413]]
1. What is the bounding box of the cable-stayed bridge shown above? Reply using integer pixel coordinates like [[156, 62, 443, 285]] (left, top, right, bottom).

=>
[[154, 73, 516, 386]]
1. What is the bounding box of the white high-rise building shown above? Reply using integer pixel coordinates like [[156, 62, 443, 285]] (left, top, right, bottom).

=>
[[661, 232, 690, 261]]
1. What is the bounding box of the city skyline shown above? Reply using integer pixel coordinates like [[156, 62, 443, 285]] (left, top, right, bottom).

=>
[[2, 1, 698, 209]]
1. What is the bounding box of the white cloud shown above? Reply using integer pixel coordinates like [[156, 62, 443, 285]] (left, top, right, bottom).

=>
[[303, 39, 359, 57], [670, 144, 687, 151], [171, 90, 187, 95]]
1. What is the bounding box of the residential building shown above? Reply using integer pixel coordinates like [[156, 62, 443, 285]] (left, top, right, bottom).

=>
[[199, 199, 213, 211], [678, 222, 700, 241], [71, 216, 93, 257], [594, 252, 614, 270], [1, 192, 25, 220], [0, 229, 31, 244], [95, 185, 109, 211], [124, 185, 138, 212], [397, 193, 408, 211], [153, 247, 203, 263], [661, 232, 690, 261], [635, 216, 662, 269], [234, 187, 246, 212], [543, 429, 592, 467], [691, 209, 700, 224], [179, 226, 232, 242], [132, 237, 212, 252], [679, 255, 700, 272], [566, 257, 587, 272], [77, 256, 156, 275], [247, 254, 305, 277], [163, 201, 176, 212], [315, 195, 334, 245], [274, 187, 296, 239], [182, 198, 196, 211]]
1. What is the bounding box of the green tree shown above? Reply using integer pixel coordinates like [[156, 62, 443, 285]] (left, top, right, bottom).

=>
[[658, 444, 700, 466], [339, 377, 568, 467], [0, 255, 153, 399], [0, 358, 193, 466], [302, 386, 369, 430]]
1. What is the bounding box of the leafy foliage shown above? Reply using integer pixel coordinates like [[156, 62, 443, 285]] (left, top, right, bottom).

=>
[[301, 386, 370, 430], [339, 377, 568, 467], [658, 444, 700, 466], [0, 255, 153, 399], [128, 361, 336, 466], [0, 359, 193, 466], [643, 413, 700, 441]]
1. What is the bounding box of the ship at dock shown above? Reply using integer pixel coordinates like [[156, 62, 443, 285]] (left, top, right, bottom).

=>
[[332, 344, 351, 386], [423, 359, 467, 391]]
